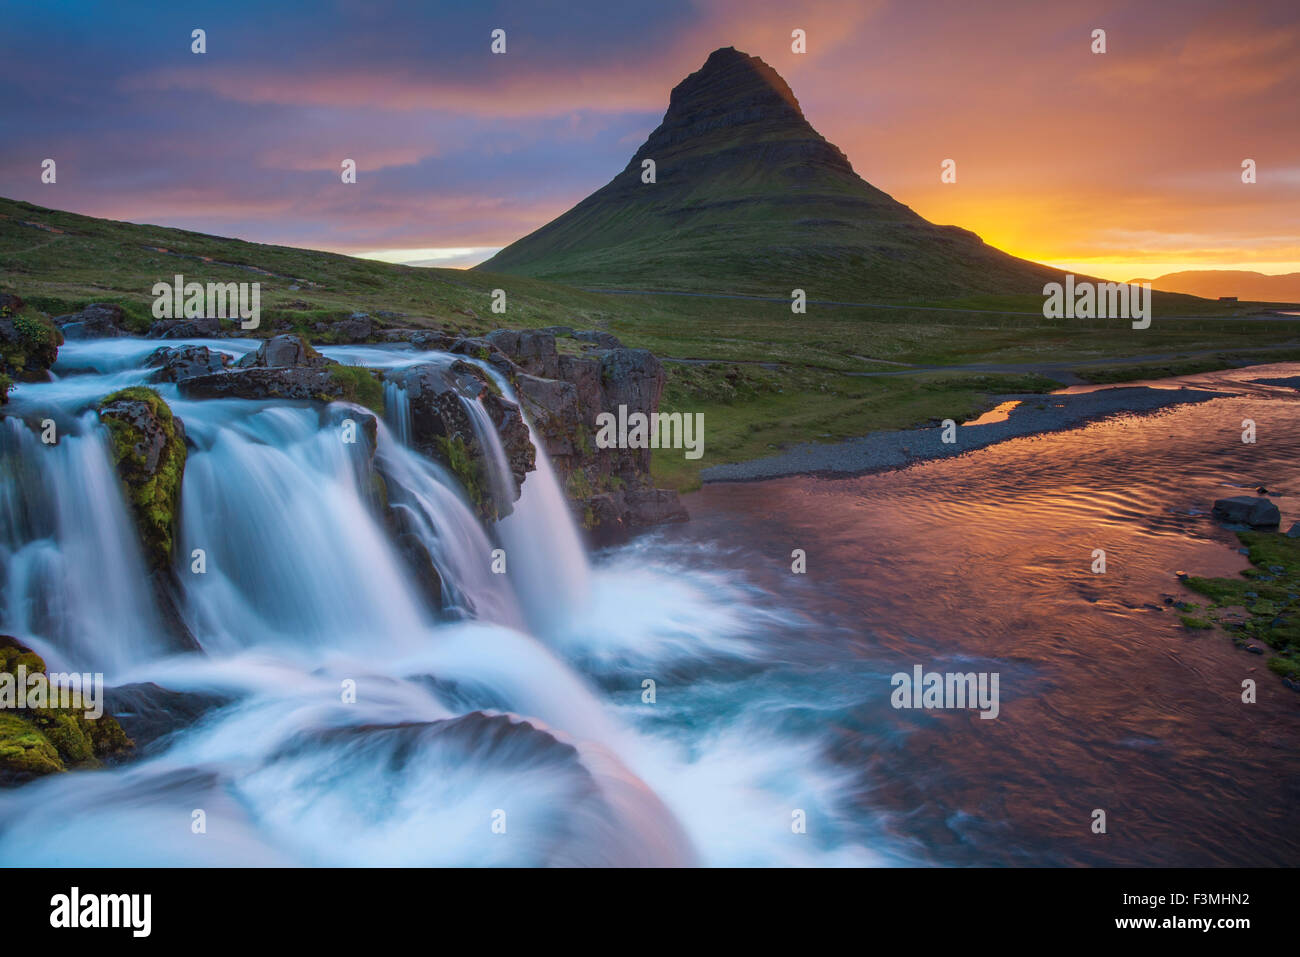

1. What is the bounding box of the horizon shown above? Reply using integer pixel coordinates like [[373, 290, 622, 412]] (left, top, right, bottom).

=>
[[2, 0, 1297, 284]]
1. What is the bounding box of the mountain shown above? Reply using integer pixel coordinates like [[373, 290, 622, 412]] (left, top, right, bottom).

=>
[[1128, 270, 1300, 303], [478, 46, 1066, 301]]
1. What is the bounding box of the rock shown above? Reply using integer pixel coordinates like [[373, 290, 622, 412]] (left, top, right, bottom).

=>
[[335, 313, 373, 343], [0, 295, 63, 385], [386, 360, 535, 520], [1212, 495, 1280, 528], [479, 328, 685, 538], [625, 487, 689, 527], [103, 682, 229, 753], [0, 636, 133, 786], [180, 366, 340, 402], [145, 344, 231, 382], [486, 329, 561, 378], [53, 303, 126, 339], [514, 373, 581, 456], [237, 334, 332, 369], [146, 316, 223, 339], [1287, 522, 1300, 538], [180, 335, 342, 402], [96, 387, 187, 571]]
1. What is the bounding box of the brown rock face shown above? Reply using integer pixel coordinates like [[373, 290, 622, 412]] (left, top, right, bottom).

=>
[[486, 328, 687, 540]]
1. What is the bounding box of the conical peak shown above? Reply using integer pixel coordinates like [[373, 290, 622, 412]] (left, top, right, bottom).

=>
[[633, 47, 823, 163], [666, 46, 804, 124]]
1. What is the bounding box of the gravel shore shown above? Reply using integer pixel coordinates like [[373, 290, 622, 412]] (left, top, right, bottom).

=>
[[700, 385, 1232, 482]]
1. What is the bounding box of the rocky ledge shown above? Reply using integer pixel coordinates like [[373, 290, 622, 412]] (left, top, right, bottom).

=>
[[2, 287, 687, 539], [162, 329, 685, 537]]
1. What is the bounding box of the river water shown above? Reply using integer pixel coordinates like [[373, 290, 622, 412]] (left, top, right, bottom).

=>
[[1, 343, 1297, 866]]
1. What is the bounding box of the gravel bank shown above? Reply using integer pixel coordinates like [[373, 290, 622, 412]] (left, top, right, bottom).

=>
[[700, 386, 1232, 482]]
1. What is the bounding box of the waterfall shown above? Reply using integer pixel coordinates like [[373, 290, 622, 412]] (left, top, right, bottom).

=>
[[460, 367, 592, 638], [0, 414, 170, 675], [0, 337, 876, 867], [0, 338, 700, 866]]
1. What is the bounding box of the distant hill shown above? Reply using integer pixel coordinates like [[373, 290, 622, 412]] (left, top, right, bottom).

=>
[[1127, 270, 1300, 303], [478, 47, 1070, 301]]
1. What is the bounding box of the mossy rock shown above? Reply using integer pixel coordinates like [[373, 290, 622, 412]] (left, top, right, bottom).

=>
[[435, 433, 493, 520], [0, 294, 63, 382], [0, 635, 134, 785], [96, 387, 187, 570]]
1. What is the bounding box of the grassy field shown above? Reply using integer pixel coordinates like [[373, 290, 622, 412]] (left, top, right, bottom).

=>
[[5, 195, 1299, 490]]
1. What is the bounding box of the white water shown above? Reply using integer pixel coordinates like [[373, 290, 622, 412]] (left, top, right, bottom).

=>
[[0, 339, 883, 867]]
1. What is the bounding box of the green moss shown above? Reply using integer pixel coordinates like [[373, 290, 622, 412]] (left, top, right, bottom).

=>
[[1, 305, 62, 380], [0, 636, 133, 784], [435, 434, 492, 520], [1179, 615, 1212, 629], [0, 372, 11, 403], [97, 387, 187, 570], [1180, 531, 1300, 684], [327, 364, 385, 414], [565, 468, 594, 500], [0, 713, 65, 778]]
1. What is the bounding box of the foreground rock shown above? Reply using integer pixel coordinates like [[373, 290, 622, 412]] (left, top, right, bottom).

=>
[[0, 636, 133, 785], [1212, 495, 1281, 529], [97, 387, 188, 570]]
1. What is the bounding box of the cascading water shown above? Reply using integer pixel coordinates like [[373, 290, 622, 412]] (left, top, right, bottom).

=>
[[0, 337, 883, 867]]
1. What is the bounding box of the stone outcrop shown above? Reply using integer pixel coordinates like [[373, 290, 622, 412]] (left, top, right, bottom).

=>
[[146, 316, 225, 339], [0, 292, 63, 393], [179, 334, 340, 401], [96, 387, 188, 572], [485, 327, 688, 538], [145, 344, 231, 382], [385, 359, 534, 520], [53, 302, 128, 339]]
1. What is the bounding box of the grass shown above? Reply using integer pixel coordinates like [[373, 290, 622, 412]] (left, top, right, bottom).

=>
[[5, 194, 1300, 485], [652, 364, 1062, 490], [1181, 531, 1300, 683], [327, 364, 385, 415]]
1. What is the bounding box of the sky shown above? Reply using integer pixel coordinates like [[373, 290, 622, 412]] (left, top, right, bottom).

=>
[[1, 0, 1296, 281]]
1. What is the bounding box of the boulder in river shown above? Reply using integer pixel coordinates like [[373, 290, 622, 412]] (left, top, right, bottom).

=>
[[145, 344, 231, 382], [179, 335, 381, 413], [1212, 495, 1281, 529], [53, 302, 127, 340], [96, 387, 188, 571]]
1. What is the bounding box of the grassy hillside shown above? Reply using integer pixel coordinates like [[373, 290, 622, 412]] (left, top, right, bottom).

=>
[[4, 195, 1298, 491]]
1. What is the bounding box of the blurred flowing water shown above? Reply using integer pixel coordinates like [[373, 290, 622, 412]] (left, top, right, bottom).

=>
[[1, 343, 1297, 866]]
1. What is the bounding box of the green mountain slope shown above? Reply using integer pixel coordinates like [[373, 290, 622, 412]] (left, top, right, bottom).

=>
[[479, 46, 1068, 300]]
